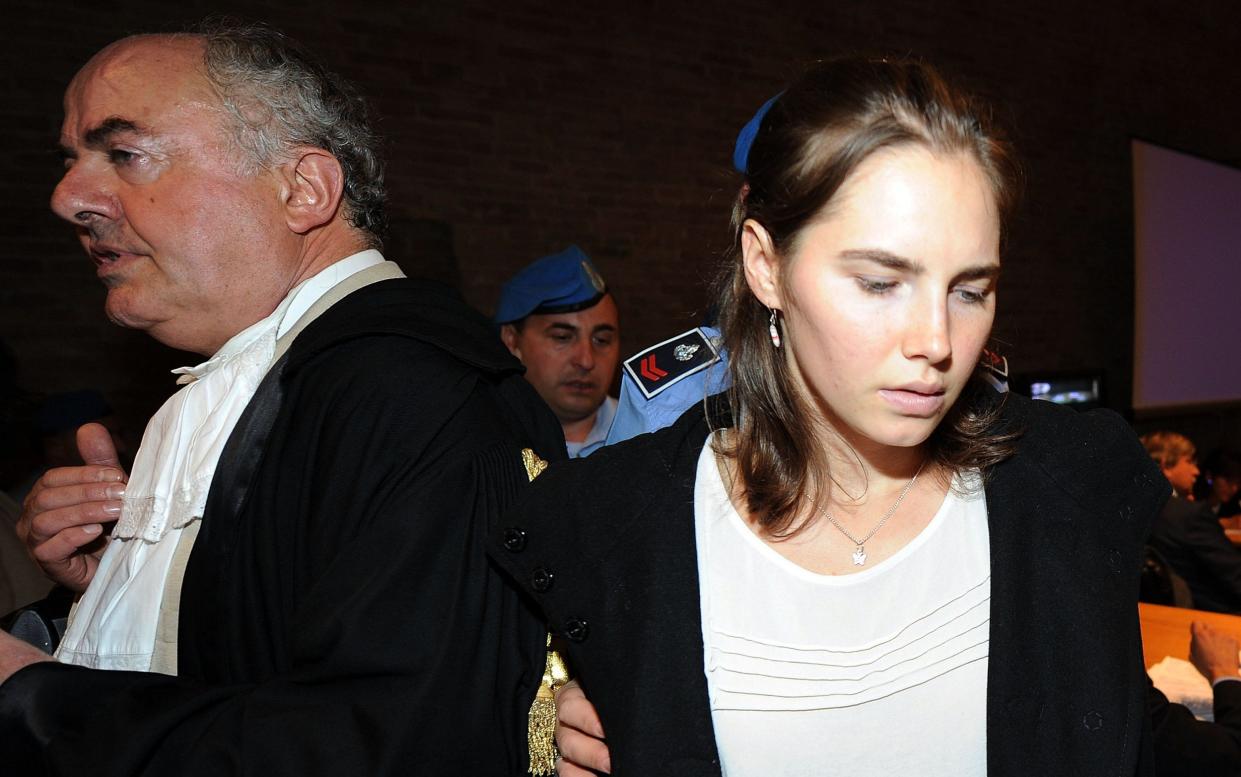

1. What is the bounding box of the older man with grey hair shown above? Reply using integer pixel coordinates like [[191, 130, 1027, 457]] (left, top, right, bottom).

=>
[[0, 22, 561, 775]]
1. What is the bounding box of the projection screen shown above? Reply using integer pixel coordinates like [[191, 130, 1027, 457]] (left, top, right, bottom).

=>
[[1132, 140, 1241, 412]]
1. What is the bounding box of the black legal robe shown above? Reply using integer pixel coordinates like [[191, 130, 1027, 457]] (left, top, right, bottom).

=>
[[0, 279, 562, 776]]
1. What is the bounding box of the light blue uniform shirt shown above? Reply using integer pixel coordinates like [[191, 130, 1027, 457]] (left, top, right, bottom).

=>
[[607, 327, 730, 445], [567, 395, 619, 458]]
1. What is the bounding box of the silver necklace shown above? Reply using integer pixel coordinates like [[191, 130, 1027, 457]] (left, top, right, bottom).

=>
[[813, 460, 926, 566]]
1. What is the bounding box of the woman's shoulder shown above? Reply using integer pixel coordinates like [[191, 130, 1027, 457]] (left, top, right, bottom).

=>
[[997, 392, 1166, 509], [1004, 393, 1138, 457]]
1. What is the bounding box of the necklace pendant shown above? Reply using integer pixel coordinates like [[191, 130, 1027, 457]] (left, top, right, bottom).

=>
[[852, 545, 867, 566]]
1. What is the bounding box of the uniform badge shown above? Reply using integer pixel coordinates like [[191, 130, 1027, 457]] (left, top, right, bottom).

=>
[[623, 328, 721, 400], [581, 261, 606, 293], [521, 448, 549, 481], [674, 343, 700, 361]]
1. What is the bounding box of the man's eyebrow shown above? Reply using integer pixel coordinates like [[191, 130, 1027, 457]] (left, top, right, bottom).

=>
[[83, 117, 151, 150], [59, 117, 153, 162], [545, 321, 580, 334], [590, 324, 618, 335]]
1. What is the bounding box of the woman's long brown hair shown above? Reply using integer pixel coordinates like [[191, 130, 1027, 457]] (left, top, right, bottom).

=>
[[711, 57, 1024, 538]]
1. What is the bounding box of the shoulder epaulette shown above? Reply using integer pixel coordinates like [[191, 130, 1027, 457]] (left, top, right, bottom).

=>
[[622, 327, 721, 400]]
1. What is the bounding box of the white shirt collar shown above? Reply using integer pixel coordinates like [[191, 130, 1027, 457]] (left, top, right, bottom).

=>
[[172, 250, 387, 386]]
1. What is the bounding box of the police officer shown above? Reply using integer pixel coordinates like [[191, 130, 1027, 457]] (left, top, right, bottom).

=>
[[497, 246, 620, 457]]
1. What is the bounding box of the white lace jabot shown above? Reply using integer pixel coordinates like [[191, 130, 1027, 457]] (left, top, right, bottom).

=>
[[57, 250, 389, 671], [111, 302, 287, 543], [112, 250, 387, 542]]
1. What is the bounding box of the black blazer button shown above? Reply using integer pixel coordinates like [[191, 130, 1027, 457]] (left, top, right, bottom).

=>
[[531, 567, 555, 593], [1082, 711, 1104, 731], [564, 618, 589, 643], [502, 527, 527, 552]]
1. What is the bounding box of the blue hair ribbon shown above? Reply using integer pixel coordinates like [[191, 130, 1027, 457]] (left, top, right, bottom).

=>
[[732, 92, 783, 174]]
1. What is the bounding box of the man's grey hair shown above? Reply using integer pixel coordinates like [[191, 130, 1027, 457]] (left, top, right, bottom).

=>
[[192, 20, 387, 246]]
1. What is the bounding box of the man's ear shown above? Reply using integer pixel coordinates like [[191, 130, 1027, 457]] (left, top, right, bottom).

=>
[[499, 323, 522, 359], [741, 219, 783, 310], [280, 148, 346, 234]]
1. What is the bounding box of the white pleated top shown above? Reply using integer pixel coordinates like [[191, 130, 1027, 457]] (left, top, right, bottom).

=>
[[694, 436, 991, 776]]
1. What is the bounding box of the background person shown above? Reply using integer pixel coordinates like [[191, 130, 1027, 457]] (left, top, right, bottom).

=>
[[1200, 448, 1241, 522], [1145, 431, 1201, 499], [497, 245, 620, 457], [490, 57, 1167, 775], [1148, 621, 1241, 776], [1144, 431, 1241, 614]]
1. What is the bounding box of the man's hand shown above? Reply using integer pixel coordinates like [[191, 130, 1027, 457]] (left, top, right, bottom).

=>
[[17, 423, 127, 592], [1190, 621, 1241, 683], [555, 679, 611, 775], [0, 630, 55, 685]]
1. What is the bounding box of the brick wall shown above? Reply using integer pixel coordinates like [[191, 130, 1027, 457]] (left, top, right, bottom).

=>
[[3, 0, 1240, 447]]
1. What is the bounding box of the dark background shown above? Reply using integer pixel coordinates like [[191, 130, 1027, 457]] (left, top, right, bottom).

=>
[[3, 0, 1240, 450]]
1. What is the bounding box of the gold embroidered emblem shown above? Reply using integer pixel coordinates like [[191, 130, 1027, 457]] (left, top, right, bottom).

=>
[[521, 448, 549, 482]]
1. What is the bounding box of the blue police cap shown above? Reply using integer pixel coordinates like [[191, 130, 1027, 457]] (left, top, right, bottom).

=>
[[494, 245, 608, 324]]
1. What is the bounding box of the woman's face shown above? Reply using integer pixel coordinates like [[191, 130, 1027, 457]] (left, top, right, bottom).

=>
[[744, 145, 1001, 456]]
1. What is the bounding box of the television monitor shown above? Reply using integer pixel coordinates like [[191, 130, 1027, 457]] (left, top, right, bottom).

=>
[[1012, 371, 1105, 411]]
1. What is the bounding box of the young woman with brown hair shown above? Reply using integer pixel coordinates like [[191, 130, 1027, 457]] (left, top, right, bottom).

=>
[[490, 56, 1167, 775]]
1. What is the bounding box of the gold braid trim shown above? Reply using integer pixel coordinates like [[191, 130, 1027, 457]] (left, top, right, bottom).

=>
[[519, 449, 566, 775], [529, 634, 570, 775]]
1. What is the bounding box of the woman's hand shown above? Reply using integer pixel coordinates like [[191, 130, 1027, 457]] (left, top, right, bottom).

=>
[[555, 679, 611, 775]]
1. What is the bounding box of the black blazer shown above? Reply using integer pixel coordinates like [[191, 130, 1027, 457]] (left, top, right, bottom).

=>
[[1148, 494, 1241, 614], [489, 392, 1169, 776]]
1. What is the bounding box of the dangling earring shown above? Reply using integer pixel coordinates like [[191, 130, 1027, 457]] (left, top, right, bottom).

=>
[[768, 309, 782, 348]]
